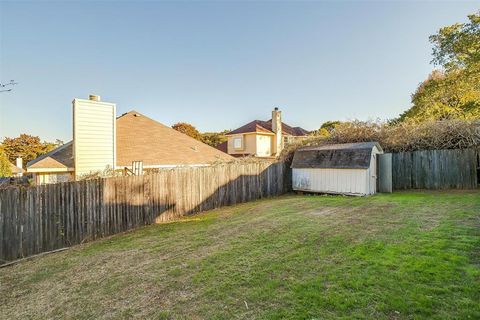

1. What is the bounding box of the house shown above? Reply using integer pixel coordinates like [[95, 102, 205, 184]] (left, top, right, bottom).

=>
[[291, 142, 383, 196], [27, 95, 234, 184], [224, 108, 309, 158], [9, 158, 25, 177]]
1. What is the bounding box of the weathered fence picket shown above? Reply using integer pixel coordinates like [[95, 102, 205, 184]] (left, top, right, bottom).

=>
[[0, 162, 286, 263], [392, 149, 479, 190]]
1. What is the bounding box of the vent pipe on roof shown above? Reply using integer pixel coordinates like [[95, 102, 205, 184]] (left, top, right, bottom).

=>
[[89, 94, 101, 102]]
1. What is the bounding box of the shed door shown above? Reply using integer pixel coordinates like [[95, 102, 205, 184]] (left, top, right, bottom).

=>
[[370, 154, 377, 194]]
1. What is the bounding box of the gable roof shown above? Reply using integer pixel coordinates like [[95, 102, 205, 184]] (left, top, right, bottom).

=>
[[215, 141, 228, 154], [115, 111, 233, 166], [291, 142, 382, 169], [27, 111, 234, 171], [27, 141, 74, 169], [227, 119, 309, 137], [9, 162, 25, 174]]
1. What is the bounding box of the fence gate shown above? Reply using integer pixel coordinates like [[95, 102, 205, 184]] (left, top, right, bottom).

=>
[[377, 153, 392, 193]]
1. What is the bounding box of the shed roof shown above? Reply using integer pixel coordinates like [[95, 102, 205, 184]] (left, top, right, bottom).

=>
[[299, 142, 382, 152], [291, 142, 381, 169]]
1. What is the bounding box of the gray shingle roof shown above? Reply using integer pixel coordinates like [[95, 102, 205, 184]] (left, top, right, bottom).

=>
[[291, 142, 382, 169]]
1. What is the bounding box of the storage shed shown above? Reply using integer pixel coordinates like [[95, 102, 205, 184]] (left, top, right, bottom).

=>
[[291, 142, 383, 196]]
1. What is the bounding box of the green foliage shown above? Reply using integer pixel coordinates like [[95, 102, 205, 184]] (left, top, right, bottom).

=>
[[398, 68, 480, 121], [172, 122, 229, 147], [311, 121, 341, 137], [201, 130, 229, 147], [430, 12, 480, 70], [398, 12, 480, 122], [280, 119, 480, 161], [171, 122, 203, 141], [2, 134, 59, 167], [0, 145, 12, 177]]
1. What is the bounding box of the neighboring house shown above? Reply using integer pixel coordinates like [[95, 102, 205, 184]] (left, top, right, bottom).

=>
[[224, 108, 309, 158], [9, 159, 25, 177], [27, 95, 233, 184], [291, 142, 384, 196]]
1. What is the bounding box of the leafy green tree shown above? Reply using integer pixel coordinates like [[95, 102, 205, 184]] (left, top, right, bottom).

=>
[[0, 145, 12, 177], [2, 134, 58, 167], [399, 69, 480, 121], [311, 121, 341, 137], [202, 130, 229, 147], [430, 12, 480, 70], [398, 12, 480, 122], [171, 122, 203, 141]]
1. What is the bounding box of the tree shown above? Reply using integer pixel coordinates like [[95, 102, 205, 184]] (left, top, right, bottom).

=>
[[2, 134, 58, 167], [0, 145, 12, 177], [430, 12, 480, 70], [397, 12, 480, 122], [202, 130, 229, 147], [398, 69, 480, 121], [172, 122, 203, 141], [311, 121, 341, 137]]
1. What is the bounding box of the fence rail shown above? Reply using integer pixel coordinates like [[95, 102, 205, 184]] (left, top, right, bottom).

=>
[[0, 162, 286, 263], [392, 148, 479, 190]]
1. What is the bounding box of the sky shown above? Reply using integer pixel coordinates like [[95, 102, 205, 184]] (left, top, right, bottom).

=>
[[0, 1, 479, 142]]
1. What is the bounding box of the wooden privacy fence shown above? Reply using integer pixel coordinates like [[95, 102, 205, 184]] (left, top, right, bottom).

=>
[[392, 148, 479, 190], [0, 161, 286, 263]]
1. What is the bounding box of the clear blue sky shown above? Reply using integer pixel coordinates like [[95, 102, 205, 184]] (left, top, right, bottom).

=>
[[0, 1, 479, 142]]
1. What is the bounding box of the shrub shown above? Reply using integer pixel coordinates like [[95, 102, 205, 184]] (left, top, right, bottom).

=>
[[280, 119, 480, 162]]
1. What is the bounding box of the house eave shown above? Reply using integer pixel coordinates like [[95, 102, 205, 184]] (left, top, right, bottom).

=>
[[27, 167, 75, 173]]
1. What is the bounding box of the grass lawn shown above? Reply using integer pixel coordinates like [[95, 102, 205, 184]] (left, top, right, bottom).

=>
[[1, 191, 479, 319]]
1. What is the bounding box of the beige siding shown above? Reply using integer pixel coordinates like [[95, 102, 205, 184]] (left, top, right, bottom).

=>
[[73, 98, 116, 179], [256, 134, 273, 157], [35, 172, 74, 184], [227, 134, 257, 155]]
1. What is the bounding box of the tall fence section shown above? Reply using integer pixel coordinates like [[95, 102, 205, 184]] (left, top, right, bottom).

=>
[[392, 148, 479, 190], [0, 162, 286, 263]]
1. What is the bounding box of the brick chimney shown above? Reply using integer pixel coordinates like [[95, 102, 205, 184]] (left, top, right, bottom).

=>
[[272, 107, 283, 156]]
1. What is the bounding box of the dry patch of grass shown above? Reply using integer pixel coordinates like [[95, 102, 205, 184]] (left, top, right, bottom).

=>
[[1, 191, 479, 319]]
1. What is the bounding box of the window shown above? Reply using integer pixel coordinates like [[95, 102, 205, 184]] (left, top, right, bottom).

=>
[[233, 137, 243, 149]]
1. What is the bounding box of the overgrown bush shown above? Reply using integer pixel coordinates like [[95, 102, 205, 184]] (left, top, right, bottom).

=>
[[280, 119, 480, 162]]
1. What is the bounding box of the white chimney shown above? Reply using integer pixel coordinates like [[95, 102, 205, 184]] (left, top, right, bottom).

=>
[[16, 157, 23, 177], [272, 107, 283, 156], [73, 94, 116, 179]]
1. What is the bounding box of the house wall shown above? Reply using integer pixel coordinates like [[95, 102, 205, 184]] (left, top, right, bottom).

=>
[[227, 133, 275, 157], [227, 134, 257, 156], [73, 98, 116, 179], [256, 134, 273, 157], [34, 172, 74, 185]]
